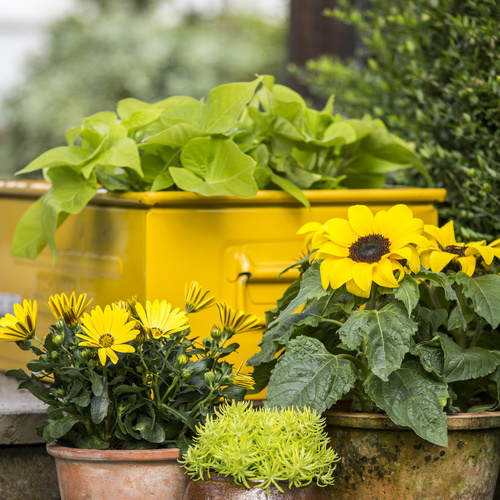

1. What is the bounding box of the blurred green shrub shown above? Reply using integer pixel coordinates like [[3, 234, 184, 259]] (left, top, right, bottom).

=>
[[0, 3, 285, 176], [296, 0, 500, 240]]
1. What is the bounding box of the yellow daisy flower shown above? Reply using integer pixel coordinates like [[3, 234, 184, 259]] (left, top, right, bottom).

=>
[[48, 292, 93, 327], [135, 299, 189, 339], [216, 302, 262, 335], [0, 299, 37, 343], [231, 363, 255, 391], [313, 204, 428, 298], [421, 221, 479, 276], [185, 281, 215, 313], [77, 305, 139, 365]]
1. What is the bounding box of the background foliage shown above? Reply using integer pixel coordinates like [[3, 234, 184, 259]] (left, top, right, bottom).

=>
[[0, 0, 286, 176], [297, 0, 500, 241]]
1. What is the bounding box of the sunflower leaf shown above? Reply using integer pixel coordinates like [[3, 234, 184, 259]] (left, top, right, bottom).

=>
[[268, 262, 326, 328], [364, 361, 449, 447], [440, 334, 499, 382], [265, 336, 357, 412], [455, 272, 500, 329], [339, 301, 418, 381], [394, 275, 419, 315]]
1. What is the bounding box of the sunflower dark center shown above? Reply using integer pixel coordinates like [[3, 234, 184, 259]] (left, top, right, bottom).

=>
[[349, 234, 391, 264], [99, 333, 114, 348], [444, 245, 467, 257]]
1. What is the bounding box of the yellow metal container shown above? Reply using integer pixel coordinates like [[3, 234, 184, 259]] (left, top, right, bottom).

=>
[[0, 181, 446, 392]]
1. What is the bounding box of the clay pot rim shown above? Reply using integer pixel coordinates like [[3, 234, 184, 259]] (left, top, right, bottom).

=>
[[323, 410, 500, 430], [46, 442, 182, 462]]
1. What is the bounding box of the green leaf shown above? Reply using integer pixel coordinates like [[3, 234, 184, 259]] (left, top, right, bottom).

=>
[[15, 146, 97, 175], [339, 301, 418, 381], [455, 272, 500, 328], [91, 395, 110, 424], [145, 123, 203, 148], [91, 372, 104, 397], [162, 405, 198, 432], [265, 336, 357, 412], [394, 275, 419, 315], [43, 415, 82, 442], [134, 414, 165, 443], [72, 390, 91, 407], [268, 262, 326, 328], [171, 137, 258, 198], [364, 361, 449, 447], [201, 77, 262, 133], [266, 169, 311, 209], [440, 334, 499, 382], [411, 337, 444, 377], [4, 369, 30, 380]]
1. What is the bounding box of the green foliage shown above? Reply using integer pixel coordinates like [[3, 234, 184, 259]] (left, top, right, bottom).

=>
[[11, 76, 424, 261], [297, 0, 500, 240], [251, 264, 500, 447], [180, 401, 340, 493], [0, 5, 286, 177], [5, 298, 248, 451]]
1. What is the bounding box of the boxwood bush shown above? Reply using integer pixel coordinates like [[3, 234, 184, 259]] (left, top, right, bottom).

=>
[[297, 0, 500, 240]]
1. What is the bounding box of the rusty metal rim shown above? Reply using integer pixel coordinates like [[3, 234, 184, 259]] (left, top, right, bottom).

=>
[[323, 411, 500, 431], [46, 442, 181, 462], [0, 180, 446, 208]]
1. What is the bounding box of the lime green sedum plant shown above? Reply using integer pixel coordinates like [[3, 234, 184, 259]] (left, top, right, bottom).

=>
[[11, 75, 426, 261], [181, 401, 339, 493]]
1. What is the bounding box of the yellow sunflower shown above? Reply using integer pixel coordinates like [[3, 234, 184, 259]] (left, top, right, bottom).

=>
[[185, 281, 215, 313], [77, 305, 139, 365], [216, 302, 262, 335], [0, 299, 38, 343], [312, 204, 428, 298], [48, 292, 93, 327], [420, 221, 479, 276], [135, 299, 189, 339]]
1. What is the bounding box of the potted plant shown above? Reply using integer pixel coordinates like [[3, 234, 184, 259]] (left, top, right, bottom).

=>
[[0, 75, 445, 375], [1, 282, 259, 500], [180, 400, 340, 499], [249, 204, 500, 499]]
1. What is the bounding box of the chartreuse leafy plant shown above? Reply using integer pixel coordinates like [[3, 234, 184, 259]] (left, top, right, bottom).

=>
[[180, 401, 339, 494], [2, 282, 260, 451], [11, 75, 426, 261], [249, 204, 500, 447]]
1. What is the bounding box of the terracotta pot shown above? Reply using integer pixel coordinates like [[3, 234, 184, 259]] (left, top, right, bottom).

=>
[[46, 443, 189, 500], [183, 474, 329, 499], [324, 411, 500, 500]]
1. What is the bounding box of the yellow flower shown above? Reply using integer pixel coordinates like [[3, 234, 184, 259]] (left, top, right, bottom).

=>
[[0, 299, 37, 343], [216, 302, 262, 334], [185, 281, 215, 313], [313, 204, 428, 298], [297, 221, 329, 249], [135, 299, 189, 339], [231, 363, 255, 391], [48, 292, 93, 327], [77, 305, 139, 365], [421, 221, 479, 276]]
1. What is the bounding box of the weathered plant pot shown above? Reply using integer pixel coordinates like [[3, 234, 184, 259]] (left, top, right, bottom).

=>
[[324, 411, 500, 500], [46, 442, 189, 500], [183, 474, 329, 499]]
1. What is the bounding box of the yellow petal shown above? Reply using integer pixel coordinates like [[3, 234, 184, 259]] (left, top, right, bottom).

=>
[[346, 279, 371, 298], [429, 250, 455, 273], [107, 348, 119, 364], [347, 205, 374, 237], [297, 221, 324, 234], [372, 258, 400, 288], [323, 219, 358, 247], [351, 262, 374, 292], [316, 241, 350, 258], [329, 258, 356, 290], [457, 255, 477, 276], [472, 245, 494, 265], [98, 348, 107, 366]]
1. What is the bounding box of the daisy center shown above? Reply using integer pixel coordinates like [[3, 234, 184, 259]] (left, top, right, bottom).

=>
[[349, 234, 391, 264], [444, 245, 466, 257], [99, 333, 114, 348]]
